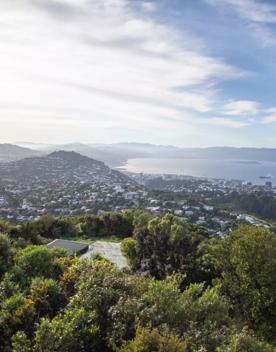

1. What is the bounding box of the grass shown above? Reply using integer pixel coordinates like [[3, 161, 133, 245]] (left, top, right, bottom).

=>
[[64, 235, 122, 244]]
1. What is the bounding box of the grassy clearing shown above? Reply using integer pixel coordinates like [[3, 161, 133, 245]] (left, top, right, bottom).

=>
[[64, 235, 121, 244]]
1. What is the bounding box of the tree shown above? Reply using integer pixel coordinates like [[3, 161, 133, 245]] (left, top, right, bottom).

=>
[[133, 214, 210, 282], [139, 276, 231, 351], [15, 246, 66, 279], [34, 308, 99, 352], [214, 226, 276, 341], [12, 331, 32, 352], [0, 233, 11, 276], [0, 293, 35, 348], [78, 214, 104, 237], [121, 238, 137, 267], [0, 220, 12, 233], [132, 210, 154, 232], [119, 326, 187, 352], [217, 328, 275, 352], [29, 277, 66, 318], [19, 221, 42, 244], [78, 212, 133, 239]]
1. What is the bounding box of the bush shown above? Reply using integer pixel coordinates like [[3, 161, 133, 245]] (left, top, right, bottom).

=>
[[121, 238, 137, 267]]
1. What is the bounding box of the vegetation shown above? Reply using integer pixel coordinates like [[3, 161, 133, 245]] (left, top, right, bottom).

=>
[[0, 211, 275, 351], [219, 192, 276, 221]]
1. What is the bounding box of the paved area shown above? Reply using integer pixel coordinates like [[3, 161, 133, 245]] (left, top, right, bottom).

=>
[[80, 241, 128, 269]]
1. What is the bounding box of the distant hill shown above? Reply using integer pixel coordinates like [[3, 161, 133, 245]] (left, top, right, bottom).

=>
[[11, 142, 276, 166], [109, 144, 276, 163], [39, 143, 149, 167], [0, 144, 43, 162], [0, 150, 133, 184], [15, 141, 52, 150], [166, 146, 276, 162], [107, 143, 276, 160]]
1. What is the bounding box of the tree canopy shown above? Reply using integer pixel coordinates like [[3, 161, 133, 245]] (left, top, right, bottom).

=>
[[0, 212, 275, 351]]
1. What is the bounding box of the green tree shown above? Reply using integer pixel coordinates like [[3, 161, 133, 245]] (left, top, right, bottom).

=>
[[34, 308, 99, 352], [140, 276, 231, 351], [133, 214, 210, 282], [119, 326, 187, 352], [15, 246, 66, 279], [217, 328, 275, 352], [29, 277, 66, 318], [0, 233, 11, 277], [121, 237, 137, 267], [214, 226, 276, 341], [0, 293, 35, 348], [78, 214, 104, 237], [12, 331, 32, 352]]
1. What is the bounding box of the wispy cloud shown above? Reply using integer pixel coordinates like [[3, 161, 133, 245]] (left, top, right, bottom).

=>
[[262, 108, 276, 124], [141, 2, 157, 13], [207, 117, 248, 128], [205, 0, 276, 23], [262, 115, 276, 124], [0, 0, 248, 144], [205, 0, 276, 47], [223, 100, 260, 116]]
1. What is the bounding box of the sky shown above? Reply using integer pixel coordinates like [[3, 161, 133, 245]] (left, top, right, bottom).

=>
[[1, 0, 276, 147]]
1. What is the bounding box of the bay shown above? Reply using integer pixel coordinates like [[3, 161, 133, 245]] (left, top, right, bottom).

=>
[[121, 158, 276, 185]]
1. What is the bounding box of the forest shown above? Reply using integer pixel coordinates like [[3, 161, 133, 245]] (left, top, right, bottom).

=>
[[0, 210, 275, 351], [220, 192, 276, 221]]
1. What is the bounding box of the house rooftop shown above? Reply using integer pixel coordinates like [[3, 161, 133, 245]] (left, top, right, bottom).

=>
[[47, 239, 88, 256]]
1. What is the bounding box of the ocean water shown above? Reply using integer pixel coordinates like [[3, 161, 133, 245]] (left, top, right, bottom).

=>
[[122, 158, 276, 185]]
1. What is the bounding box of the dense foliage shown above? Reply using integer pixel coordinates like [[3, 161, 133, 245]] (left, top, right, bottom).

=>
[[220, 192, 276, 221], [0, 211, 275, 351]]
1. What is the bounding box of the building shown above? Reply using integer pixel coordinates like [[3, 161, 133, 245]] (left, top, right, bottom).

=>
[[47, 239, 89, 256]]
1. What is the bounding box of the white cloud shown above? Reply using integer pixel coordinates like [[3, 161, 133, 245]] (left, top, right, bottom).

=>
[[262, 108, 276, 124], [205, 0, 276, 47], [206, 117, 248, 128], [206, 0, 276, 23], [223, 100, 260, 115], [262, 115, 276, 124], [0, 0, 247, 144], [141, 2, 157, 12], [248, 22, 276, 47]]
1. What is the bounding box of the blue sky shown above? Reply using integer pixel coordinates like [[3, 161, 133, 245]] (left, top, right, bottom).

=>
[[1, 0, 276, 147]]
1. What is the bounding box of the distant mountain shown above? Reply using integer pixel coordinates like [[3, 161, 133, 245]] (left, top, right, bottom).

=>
[[0, 150, 133, 184], [40, 143, 149, 167], [0, 144, 43, 162], [109, 144, 276, 163], [15, 141, 52, 150], [11, 142, 276, 166], [112, 142, 178, 152], [162, 146, 276, 162], [110, 144, 276, 161]]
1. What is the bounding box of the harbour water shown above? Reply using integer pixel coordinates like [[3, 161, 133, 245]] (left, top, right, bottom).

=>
[[122, 158, 276, 185]]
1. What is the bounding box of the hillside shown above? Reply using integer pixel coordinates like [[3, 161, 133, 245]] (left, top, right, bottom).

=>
[[39, 143, 149, 167], [111, 144, 276, 162], [26, 142, 276, 165], [0, 213, 275, 351], [11, 142, 276, 167], [0, 143, 42, 162], [0, 150, 132, 184]]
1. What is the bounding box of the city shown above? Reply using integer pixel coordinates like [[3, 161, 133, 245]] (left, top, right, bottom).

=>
[[0, 151, 274, 237]]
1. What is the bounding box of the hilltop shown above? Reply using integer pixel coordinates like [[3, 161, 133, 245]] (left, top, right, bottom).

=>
[[0, 151, 138, 222], [0, 150, 132, 185], [0, 143, 42, 162], [16, 142, 276, 166]]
